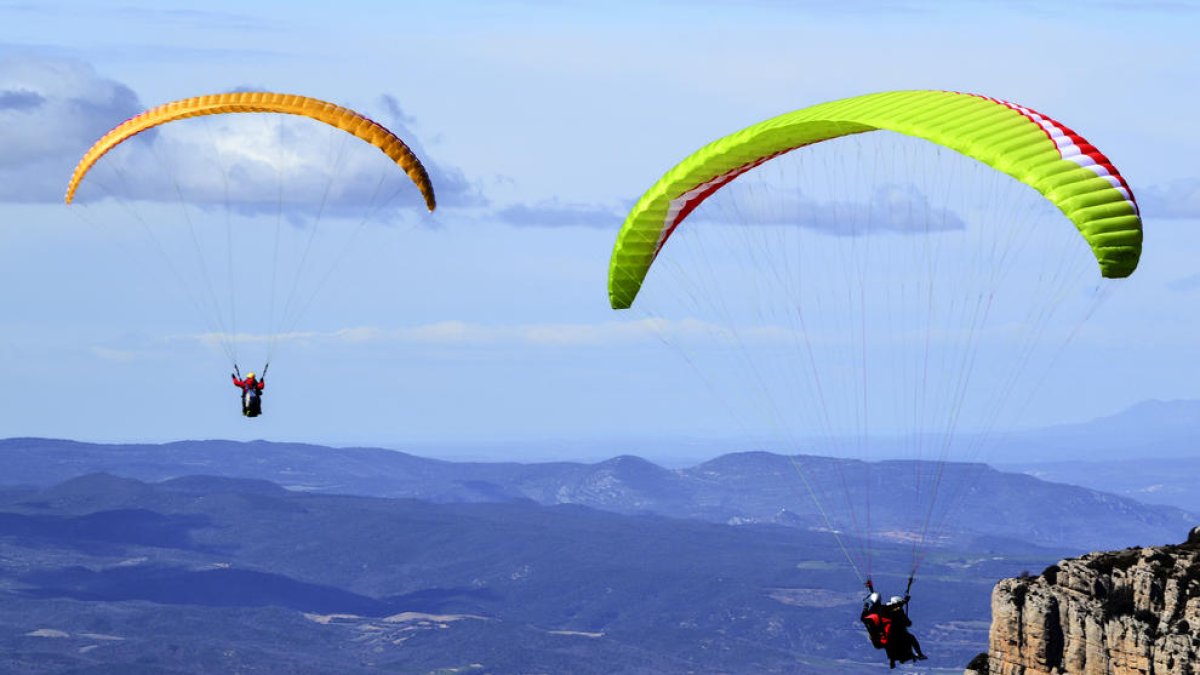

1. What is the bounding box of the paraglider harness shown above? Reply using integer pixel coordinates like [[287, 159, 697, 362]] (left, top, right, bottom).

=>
[[233, 364, 267, 418], [861, 576, 923, 667]]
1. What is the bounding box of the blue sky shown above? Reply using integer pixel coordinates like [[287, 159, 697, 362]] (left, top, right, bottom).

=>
[[0, 1, 1198, 458]]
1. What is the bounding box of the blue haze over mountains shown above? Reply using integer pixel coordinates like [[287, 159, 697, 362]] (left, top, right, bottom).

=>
[[0, 472, 1000, 673], [0, 399, 1196, 672], [994, 399, 1200, 512]]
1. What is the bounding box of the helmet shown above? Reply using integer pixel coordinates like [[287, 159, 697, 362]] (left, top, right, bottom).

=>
[[247, 372, 256, 379], [887, 596, 905, 606], [864, 592, 881, 607]]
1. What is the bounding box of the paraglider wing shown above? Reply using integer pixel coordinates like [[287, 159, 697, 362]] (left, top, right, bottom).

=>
[[64, 92, 436, 211], [608, 89, 1142, 309]]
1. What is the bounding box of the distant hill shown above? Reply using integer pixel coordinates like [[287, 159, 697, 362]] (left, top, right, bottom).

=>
[[982, 398, 1200, 512], [990, 398, 1200, 462], [1001, 456, 1200, 513], [0, 437, 1190, 556], [398, 398, 1200, 466], [0, 472, 1044, 673]]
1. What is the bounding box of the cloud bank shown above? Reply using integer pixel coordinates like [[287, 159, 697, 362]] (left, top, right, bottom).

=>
[[181, 318, 797, 349], [496, 198, 622, 228], [0, 54, 481, 215], [693, 181, 967, 236], [1138, 179, 1200, 220], [0, 55, 142, 202]]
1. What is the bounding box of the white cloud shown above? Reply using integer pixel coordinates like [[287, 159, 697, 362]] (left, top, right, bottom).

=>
[[0, 55, 142, 201], [0, 54, 482, 214], [1139, 179, 1200, 219], [1167, 272, 1200, 293], [88, 346, 142, 363], [497, 199, 622, 228], [177, 318, 801, 349], [69, 98, 480, 217], [694, 181, 966, 236], [178, 312, 1077, 351]]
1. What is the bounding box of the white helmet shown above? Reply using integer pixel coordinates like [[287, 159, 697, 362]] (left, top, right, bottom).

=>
[[888, 595, 905, 606], [864, 592, 881, 607]]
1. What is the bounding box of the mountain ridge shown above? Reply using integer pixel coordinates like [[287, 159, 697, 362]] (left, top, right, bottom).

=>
[[0, 437, 1190, 557]]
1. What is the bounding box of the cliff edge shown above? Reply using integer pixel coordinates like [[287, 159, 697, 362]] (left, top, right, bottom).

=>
[[976, 526, 1200, 674]]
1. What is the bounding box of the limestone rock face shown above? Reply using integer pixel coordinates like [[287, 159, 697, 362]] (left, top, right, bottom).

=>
[[985, 528, 1200, 675]]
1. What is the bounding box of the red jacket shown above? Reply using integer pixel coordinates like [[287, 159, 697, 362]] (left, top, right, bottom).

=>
[[232, 376, 264, 392], [862, 611, 891, 648]]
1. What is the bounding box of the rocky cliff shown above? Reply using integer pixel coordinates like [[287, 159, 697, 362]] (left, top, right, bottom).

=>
[[978, 527, 1200, 674]]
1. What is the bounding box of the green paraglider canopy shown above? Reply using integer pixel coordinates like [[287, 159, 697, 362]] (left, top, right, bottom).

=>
[[609, 90, 1141, 309]]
